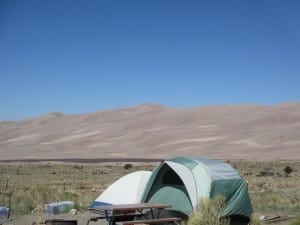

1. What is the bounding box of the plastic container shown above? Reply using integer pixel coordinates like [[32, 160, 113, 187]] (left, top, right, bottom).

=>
[[0, 207, 9, 219], [44, 201, 74, 215]]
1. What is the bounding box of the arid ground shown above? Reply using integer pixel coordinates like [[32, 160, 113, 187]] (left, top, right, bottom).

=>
[[0, 160, 299, 225]]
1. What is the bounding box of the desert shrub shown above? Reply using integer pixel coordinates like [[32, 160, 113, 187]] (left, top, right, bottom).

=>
[[11, 185, 56, 213], [284, 166, 293, 176], [76, 182, 86, 190], [34, 185, 56, 203], [257, 171, 276, 177], [187, 195, 229, 225], [289, 217, 300, 225], [11, 185, 84, 213], [21, 193, 37, 212], [123, 163, 133, 170]]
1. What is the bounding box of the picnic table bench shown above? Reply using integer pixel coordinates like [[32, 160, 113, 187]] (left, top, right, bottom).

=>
[[118, 217, 182, 225], [87, 212, 148, 223], [87, 203, 177, 225]]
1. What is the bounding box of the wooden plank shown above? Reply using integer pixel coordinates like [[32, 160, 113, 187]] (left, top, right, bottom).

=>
[[90, 203, 171, 212], [119, 217, 182, 225], [263, 215, 296, 224], [88, 212, 149, 222]]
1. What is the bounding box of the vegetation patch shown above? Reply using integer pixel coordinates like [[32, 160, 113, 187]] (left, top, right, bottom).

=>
[[0, 160, 299, 223]]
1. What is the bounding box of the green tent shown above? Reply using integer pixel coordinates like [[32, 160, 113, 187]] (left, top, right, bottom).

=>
[[141, 157, 252, 224]]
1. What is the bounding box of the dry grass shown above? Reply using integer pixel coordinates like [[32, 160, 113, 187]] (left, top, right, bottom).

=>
[[188, 196, 230, 225], [0, 160, 299, 223], [0, 162, 155, 214], [231, 160, 300, 216], [289, 217, 300, 225]]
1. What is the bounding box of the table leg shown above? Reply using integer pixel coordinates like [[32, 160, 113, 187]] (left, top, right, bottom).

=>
[[150, 209, 154, 218]]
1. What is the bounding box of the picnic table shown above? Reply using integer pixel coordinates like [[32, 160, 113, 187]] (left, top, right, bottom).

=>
[[87, 203, 181, 225]]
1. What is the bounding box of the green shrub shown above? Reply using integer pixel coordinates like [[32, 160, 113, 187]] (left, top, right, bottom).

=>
[[123, 164, 133, 170], [284, 166, 293, 177], [187, 195, 230, 225]]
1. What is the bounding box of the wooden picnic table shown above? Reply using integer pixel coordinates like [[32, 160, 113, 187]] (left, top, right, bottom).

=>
[[87, 203, 180, 225]]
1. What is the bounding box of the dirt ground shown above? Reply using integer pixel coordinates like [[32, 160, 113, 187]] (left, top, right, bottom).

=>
[[1, 211, 295, 225], [1, 211, 93, 225]]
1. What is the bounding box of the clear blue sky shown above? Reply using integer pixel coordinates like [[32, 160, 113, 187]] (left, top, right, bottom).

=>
[[1, 0, 300, 121]]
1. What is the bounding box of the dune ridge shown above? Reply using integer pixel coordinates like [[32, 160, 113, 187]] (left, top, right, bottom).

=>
[[1, 103, 300, 160]]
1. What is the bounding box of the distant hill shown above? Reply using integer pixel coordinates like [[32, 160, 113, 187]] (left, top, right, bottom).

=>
[[1, 103, 300, 160]]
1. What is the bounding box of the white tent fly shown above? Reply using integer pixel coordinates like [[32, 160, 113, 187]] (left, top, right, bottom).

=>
[[90, 171, 152, 207]]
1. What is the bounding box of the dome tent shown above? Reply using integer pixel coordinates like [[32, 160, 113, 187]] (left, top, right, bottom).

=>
[[91, 171, 152, 207], [141, 157, 252, 224]]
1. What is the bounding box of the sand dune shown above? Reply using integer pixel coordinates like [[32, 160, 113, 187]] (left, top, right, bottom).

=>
[[1, 103, 300, 160]]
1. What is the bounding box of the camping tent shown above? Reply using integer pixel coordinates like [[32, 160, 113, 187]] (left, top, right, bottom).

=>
[[141, 157, 252, 224], [91, 171, 152, 207]]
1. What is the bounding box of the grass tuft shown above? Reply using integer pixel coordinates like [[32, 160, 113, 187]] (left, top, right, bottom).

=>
[[188, 195, 230, 225], [249, 213, 263, 225]]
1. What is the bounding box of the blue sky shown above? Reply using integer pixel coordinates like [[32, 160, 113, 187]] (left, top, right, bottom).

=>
[[1, 0, 300, 121]]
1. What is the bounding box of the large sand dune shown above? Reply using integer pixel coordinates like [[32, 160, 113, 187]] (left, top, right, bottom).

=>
[[1, 103, 300, 160]]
